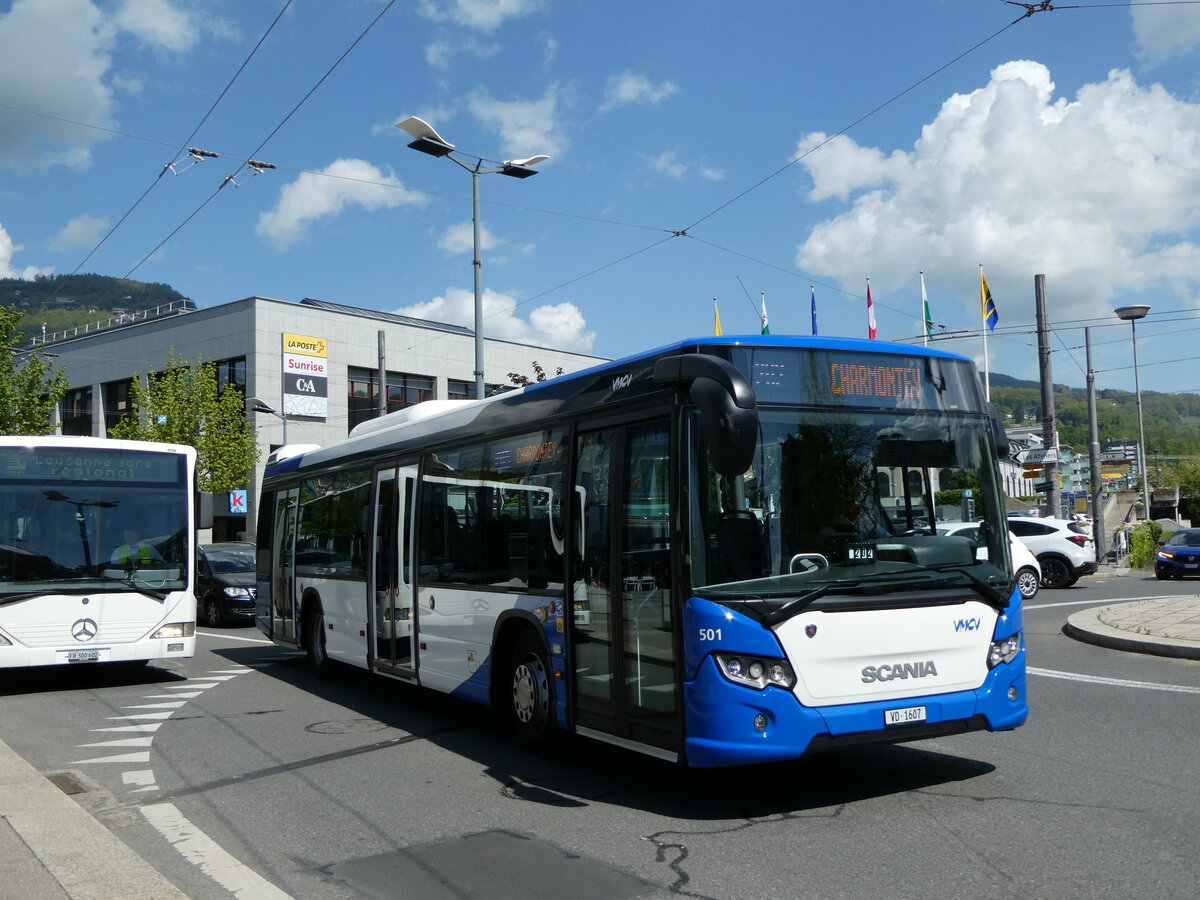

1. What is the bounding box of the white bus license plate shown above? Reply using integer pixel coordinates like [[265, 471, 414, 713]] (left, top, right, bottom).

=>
[[884, 705, 927, 726], [65, 649, 103, 663]]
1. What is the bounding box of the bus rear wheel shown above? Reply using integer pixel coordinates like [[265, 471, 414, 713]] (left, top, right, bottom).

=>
[[507, 632, 557, 748]]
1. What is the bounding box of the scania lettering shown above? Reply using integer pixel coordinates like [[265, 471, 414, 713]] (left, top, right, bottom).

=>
[[0, 436, 201, 669], [861, 660, 939, 683], [255, 334, 1027, 767]]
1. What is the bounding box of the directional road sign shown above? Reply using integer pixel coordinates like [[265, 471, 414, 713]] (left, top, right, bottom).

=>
[[1015, 447, 1058, 465]]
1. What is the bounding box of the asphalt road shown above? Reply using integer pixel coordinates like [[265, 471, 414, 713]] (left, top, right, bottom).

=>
[[2, 571, 1199, 900]]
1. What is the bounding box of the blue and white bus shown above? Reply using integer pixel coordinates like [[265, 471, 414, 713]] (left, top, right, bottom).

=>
[[255, 335, 1026, 767], [0, 436, 199, 668]]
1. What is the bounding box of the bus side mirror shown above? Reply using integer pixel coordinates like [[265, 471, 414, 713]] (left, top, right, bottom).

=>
[[987, 403, 1009, 460], [653, 353, 759, 477], [196, 492, 214, 530]]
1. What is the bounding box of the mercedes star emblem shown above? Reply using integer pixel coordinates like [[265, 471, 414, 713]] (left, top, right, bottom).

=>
[[71, 618, 98, 642]]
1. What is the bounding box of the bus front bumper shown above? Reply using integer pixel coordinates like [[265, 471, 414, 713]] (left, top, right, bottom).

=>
[[682, 652, 1027, 768]]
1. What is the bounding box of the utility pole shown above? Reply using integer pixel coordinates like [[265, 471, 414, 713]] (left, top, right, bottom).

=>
[[377, 330, 387, 419], [1035, 275, 1059, 516], [1085, 328, 1106, 561]]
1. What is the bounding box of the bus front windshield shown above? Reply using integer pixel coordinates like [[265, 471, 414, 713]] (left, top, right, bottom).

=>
[[0, 451, 188, 602], [690, 407, 1012, 613]]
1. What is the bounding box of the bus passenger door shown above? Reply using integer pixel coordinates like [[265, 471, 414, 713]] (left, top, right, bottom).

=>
[[272, 487, 299, 644], [372, 466, 415, 673], [571, 420, 679, 756]]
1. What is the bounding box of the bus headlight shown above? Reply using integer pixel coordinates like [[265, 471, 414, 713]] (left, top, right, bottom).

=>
[[0, 632, 11, 647], [987, 632, 1021, 668], [152, 622, 195, 639], [714, 653, 795, 690]]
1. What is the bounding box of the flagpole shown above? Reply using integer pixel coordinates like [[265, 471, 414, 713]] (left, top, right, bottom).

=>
[[920, 271, 928, 348], [980, 264, 991, 401]]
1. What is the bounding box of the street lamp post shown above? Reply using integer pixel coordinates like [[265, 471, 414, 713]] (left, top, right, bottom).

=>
[[1114, 305, 1151, 521], [247, 396, 289, 445], [395, 116, 548, 400]]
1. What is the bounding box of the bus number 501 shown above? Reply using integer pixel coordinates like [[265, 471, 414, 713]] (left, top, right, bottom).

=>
[[698, 628, 723, 641]]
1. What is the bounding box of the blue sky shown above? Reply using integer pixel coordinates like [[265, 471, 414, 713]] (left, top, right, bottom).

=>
[[4, 1, 1200, 395]]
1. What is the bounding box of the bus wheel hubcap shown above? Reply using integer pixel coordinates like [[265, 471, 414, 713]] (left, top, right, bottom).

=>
[[513, 659, 544, 725]]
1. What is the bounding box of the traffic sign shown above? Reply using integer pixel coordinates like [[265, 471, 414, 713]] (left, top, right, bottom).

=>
[[1022, 471, 1042, 479], [1015, 447, 1058, 465], [1033, 481, 1054, 493]]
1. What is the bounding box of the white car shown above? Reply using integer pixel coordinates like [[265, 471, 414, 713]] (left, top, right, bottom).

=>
[[937, 521, 1041, 601], [1007, 516, 1098, 589]]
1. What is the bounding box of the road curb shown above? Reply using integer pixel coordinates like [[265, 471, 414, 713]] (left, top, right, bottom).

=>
[[0, 739, 186, 900], [1063, 605, 1200, 661]]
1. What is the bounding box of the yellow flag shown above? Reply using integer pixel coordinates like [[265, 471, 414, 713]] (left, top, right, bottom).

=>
[[713, 298, 722, 336]]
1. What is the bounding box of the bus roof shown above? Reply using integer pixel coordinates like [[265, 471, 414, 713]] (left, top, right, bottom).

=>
[[264, 334, 976, 480]]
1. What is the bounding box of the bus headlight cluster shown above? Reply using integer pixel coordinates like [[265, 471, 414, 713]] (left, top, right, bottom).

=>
[[987, 632, 1021, 668], [0, 632, 10, 646], [714, 653, 795, 690], [152, 622, 195, 639]]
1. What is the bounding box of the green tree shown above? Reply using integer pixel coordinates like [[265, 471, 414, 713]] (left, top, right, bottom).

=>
[[0, 305, 68, 435], [109, 350, 260, 492]]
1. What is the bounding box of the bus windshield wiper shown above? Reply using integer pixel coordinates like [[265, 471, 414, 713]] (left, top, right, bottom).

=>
[[917, 563, 1009, 610], [94, 573, 167, 602], [760, 584, 833, 627]]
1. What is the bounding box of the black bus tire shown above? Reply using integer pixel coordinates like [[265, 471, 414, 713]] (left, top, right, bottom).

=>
[[507, 631, 558, 749], [305, 601, 334, 679]]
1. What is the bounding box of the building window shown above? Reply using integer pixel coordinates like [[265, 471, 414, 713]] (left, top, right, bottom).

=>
[[61, 386, 93, 436], [448, 379, 511, 400], [347, 368, 434, 432], [214, 357, 247, 396], [103, 378, 133, 433]]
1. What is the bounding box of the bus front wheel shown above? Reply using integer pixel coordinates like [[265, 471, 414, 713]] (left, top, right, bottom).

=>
[[507, 632, 557, 748], [304, 602, 333, 679]]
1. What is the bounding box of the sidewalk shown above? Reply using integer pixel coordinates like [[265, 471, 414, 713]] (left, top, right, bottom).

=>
[[1063, 587, 1200, 660], [0, 738, 186, 900]]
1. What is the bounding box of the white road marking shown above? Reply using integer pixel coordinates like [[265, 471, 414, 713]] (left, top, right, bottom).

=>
[[1025, 595, 1180, 611], [141, 802, 293, 899], [1028, 666, 1200, 694], [123, 770, 156, 788], [93, 723, 162, 733], [71, 750, 152, 764], [79, 737, 155, 748], [196, 630, 274, 644]]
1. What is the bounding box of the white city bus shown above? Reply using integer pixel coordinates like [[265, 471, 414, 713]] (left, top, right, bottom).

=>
[[256, 335, 1027, 768], [0, 436, 199, 668]]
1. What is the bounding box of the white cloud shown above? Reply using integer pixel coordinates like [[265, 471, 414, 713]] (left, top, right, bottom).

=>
[[113, 0, 199, 53], [53, 214, 109, 250], [423, 35, 499, 71], [0, 223, 52, 278], [0, 0, 115, 170], [256, 159, 425, 250], [1132, 4, 1200, 66], [439, 220, 499, 255], [394, 286, 595, 351], [644, 150, 724, 182], [468, 86, 566, 158], [795, 61, 1200, 327], [417, 0, 543, 31], [599, 71, 679, 112]]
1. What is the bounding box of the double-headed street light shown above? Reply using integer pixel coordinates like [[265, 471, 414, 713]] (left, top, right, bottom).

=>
[[1114, 304, 1151, 521], [395, 115, 549, 400], [247, 396, 289, 445]]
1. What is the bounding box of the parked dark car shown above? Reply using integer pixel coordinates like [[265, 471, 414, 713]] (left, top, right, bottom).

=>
[[1155, 528, 1200, 579], [196, 542, 257, 626]]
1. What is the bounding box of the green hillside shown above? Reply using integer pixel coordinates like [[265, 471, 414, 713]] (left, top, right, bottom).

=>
[[2, 274, 190, 346]]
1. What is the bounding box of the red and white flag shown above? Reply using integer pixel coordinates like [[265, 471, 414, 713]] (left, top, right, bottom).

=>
[[867, 278, 877, 339]]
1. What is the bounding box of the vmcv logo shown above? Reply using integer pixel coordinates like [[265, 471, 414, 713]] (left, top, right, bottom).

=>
[[954, 617, 982, 632]]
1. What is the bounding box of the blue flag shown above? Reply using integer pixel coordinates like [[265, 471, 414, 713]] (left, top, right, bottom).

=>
[[810, 285, 818, 335]]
